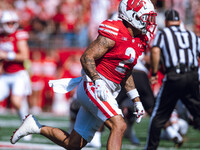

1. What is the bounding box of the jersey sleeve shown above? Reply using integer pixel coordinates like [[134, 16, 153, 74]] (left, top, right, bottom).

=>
[[98, 20, 119, 41], [15, 30, 29, 41]]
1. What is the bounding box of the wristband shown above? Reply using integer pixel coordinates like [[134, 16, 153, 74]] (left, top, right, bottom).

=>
[[7, 52, 16, 60], [127, 89, 139, 100]]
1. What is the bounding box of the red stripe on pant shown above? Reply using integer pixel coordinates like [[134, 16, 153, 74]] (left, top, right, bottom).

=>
[[84, 81, 118, 119]]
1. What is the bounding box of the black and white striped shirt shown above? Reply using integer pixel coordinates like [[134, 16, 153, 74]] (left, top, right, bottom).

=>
[[153, 25, 200, 69]]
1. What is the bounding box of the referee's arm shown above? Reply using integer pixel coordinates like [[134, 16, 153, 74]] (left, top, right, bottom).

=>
[[150, 46, 161, 84]]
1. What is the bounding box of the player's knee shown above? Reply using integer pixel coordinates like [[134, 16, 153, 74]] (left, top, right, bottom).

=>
[[121, 121, 127, 133], [112, 120, 127, 134]]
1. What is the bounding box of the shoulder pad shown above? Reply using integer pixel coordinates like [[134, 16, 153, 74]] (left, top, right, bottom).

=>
[[98, 19, 120, 41], [15, 30, 29, 40]]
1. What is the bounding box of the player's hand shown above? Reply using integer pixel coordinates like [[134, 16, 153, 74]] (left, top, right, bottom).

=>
[[94, 79, 109, 101], [133, 101, 145, 123]]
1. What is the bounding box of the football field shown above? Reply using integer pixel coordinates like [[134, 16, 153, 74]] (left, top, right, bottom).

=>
[[0, 110, 200, 150]]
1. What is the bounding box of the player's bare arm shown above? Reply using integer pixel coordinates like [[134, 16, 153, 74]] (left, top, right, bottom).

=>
[[151, 46, 160, 75], [122, 69, 136, 91], [80, 35, 115, 82], [0, 40, 29, 62], [16, 40, 30, 61], [122, 69, 140, 102], [150, 46, 160, 84]]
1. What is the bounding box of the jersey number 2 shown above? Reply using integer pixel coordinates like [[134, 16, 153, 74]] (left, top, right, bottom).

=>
[[115, 47, 136, 74]]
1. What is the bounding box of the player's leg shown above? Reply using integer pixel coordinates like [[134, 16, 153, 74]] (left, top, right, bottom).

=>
[[11, 88, 32, 141], [16, 80, 103, 149], [77, 80, 126, 150], [11, 71, 32, 141], [41, 126, 87, 149], [10, 95, 25, 119], [104, 115, 127, 150], [12, 71, 31, 121], [11, 79, 89, 149], [145, 81, 178, 150], [69, 93, 102, 148], [86, 124, 103, 148], [0, 74, 10, 101], [119, 98, 140, 145], [10, 114, 87, 149], [73, 106, 102, 149], [178, 118, 189, 136], [69, 91, 102, 148], [68, 93, 81, 133], [181, 72, 200, 130], [163, 118, 183, 147]]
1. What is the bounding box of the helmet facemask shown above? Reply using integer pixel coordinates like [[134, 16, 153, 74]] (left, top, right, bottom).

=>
[[2, 21, 19, 34], [139, 12, 157, 36], [0, 10, 19, 34]]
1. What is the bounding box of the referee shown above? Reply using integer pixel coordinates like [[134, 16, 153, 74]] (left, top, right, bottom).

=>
[[145, 9, 200, 150]]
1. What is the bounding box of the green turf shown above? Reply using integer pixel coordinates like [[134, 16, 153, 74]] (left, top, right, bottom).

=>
[[0, 112, 200, 150]]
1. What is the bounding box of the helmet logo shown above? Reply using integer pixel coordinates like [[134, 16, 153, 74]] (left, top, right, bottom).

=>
[[127, 0, 146, 12]]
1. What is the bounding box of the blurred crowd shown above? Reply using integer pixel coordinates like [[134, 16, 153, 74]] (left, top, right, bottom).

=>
[[0, 0, 121, 49], [0, 0, 199, 115], [27, 49, 83, 114], [0, 0, 199, 49], [0, 48, 84, 115]]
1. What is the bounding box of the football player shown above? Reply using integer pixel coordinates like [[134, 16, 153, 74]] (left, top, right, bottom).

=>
[[11, 0, 157, 149], [0, 10, 32, 140]]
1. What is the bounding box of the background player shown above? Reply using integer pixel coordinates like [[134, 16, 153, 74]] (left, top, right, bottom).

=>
[[0, 10, 32, 141]]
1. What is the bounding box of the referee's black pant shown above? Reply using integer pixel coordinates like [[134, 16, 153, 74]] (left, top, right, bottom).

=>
[[145, 71, 200, 150]]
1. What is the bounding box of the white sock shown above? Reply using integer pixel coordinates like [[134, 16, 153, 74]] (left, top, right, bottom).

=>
[[18, 98, 29, 121]]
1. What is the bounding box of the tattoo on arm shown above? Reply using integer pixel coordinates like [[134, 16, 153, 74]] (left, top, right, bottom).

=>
[[80, 35, 115, 82], [123, 69, 136, 92]]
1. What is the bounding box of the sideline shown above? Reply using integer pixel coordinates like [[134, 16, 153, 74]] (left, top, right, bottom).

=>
[[0, 142, 99, 150], [0, 141, 65, 150]]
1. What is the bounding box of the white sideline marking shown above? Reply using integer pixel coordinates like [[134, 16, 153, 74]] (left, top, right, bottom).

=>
[[0, 142, 100, 150], [0, 141, 65, 150], [0, 119, 69, 128]]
